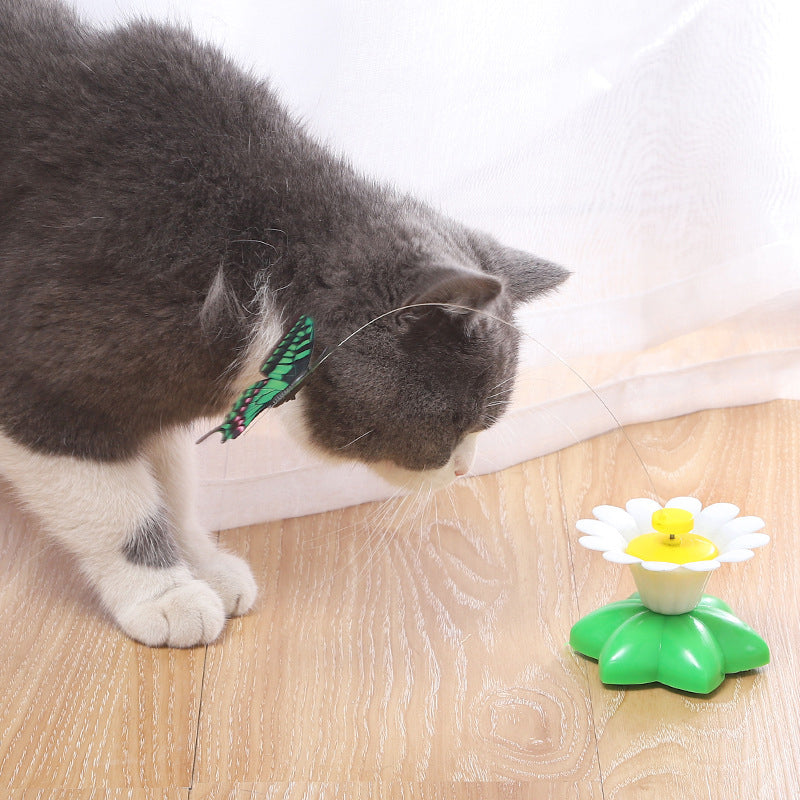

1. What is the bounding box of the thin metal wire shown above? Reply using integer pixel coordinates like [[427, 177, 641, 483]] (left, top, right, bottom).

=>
[[313, 302, 661, 501]]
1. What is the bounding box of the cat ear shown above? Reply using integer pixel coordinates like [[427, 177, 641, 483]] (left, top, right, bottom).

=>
[[400, 265, 503, 322], [472, 236, 570, 304]]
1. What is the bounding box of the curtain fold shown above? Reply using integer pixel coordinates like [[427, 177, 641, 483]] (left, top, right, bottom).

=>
[[74, 0, 800, 527]]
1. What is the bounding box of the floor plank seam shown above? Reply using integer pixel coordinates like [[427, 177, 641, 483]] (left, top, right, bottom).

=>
[[189, 642, 209, 792], [188, 527, 219, 793]]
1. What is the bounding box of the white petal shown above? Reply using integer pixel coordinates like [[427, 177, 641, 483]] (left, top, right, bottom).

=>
[[625, 498, 662, 532], [603, 550, 641, 565], [725, 533, 770, 551], [592, 505, 639, 540], [717, 549, 755, 563], [717, 516, 766, 546], [665, 496, 703, 516], [579, 535, 614, 552], [683, 559, 721, 572], [639, 560, 681, 572], [695, 503, 740, 536], [576, 518, 626, 546]]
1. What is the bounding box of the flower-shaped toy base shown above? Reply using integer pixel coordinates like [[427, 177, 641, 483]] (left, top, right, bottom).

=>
[[570, 594, 769, 694]]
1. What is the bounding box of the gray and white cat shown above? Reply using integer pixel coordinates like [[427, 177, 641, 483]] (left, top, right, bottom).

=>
[[0, 0, 568, 646]]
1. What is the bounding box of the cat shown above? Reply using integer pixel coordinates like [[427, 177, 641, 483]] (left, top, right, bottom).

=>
[[0, 0, 568, 646]]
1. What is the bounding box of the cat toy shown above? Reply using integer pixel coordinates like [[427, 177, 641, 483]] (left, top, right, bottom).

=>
[[201, 316, 772, 696], [570, 497, 770, 693], [197, 315, 319, 443]]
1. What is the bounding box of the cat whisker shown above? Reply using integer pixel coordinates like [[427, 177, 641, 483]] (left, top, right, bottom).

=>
[[373, 491, 416, 558], [413, 485, 433, 563], [355, 478, 440, 582], [355, 495, 400, 548], [350, 488, 410, 564], [486, 374, 518, 395], [351, 490, 414, 581], [230, 238, 278, 252], [406, 483, 436, 563], [335, 430, 374, 451], [442, 483, 461, 544], [321, 490, 399, 578], [307, 464, 401, 548], [433, 488, 444, 556]]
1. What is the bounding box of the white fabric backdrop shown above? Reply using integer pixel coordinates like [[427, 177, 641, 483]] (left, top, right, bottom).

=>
[[74, 0, 800, 528]]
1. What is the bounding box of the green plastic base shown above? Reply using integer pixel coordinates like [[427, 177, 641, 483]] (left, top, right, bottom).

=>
[[570, 594, 769, 694]]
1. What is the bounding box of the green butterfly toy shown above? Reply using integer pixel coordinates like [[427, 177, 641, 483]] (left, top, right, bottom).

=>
[[198, 315, 319, 443]]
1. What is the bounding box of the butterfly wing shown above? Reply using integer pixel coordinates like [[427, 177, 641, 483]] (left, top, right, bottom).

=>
[[197, 315, 317, 443], [259, 315, 315, 394]]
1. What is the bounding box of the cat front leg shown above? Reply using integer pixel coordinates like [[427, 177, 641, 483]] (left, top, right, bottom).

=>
[[145, 427, 258, 618], [0, 430, 226, 647]]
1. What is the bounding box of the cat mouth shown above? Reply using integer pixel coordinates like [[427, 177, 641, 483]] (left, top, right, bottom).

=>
[[371, 432, 479, 490], [371, 459, 462, 492]]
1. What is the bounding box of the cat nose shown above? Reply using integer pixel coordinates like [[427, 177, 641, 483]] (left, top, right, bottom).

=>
[[453, 453, 472, 477]]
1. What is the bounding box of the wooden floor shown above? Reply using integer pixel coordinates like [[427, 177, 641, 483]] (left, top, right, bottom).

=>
[[2, 401, 799, 799]]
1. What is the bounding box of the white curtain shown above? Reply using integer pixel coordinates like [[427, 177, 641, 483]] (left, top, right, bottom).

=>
[[75, 0, 800, 528]]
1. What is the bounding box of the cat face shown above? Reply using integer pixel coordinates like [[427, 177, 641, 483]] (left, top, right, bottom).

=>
[[294, 223, 569, 482]]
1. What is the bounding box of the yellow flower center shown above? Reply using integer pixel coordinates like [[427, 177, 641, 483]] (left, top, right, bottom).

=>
[[625, 508, 719, 564]]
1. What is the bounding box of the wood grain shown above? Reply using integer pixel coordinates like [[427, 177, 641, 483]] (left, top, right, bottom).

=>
[[0, 494, 204, 790], [195, 455, 600, 791], [1, 401, 798, 797]]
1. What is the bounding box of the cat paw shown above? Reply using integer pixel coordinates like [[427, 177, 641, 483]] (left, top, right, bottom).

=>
[[196, 551, 258, 617], [115, 579, 226, 647]]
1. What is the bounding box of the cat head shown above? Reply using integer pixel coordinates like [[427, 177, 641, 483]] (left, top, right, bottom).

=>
[[287, 206, 569, 486]]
